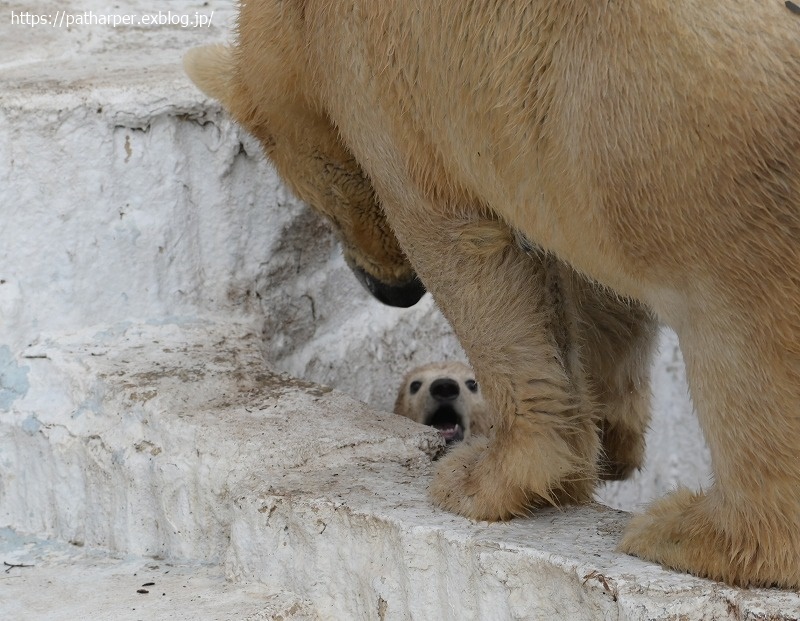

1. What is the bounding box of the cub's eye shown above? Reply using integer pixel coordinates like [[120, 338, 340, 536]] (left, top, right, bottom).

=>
[[465, 379, 478, 393], [409, 380, 422, 394]]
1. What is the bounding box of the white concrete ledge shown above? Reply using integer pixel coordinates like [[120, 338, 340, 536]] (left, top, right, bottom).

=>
[[2, 323, 799, 620]]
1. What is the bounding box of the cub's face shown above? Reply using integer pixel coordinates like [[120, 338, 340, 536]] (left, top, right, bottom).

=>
[[394, 362, 489, 444]]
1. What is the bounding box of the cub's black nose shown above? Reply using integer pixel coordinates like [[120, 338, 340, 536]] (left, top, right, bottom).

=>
[[430, 378, 459, 401]]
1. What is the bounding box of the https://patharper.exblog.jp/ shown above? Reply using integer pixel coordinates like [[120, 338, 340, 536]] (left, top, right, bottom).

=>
[[10, 9, 213, 29]]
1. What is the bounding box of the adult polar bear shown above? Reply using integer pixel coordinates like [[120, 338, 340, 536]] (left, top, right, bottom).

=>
[[186, 1, 800, 587]]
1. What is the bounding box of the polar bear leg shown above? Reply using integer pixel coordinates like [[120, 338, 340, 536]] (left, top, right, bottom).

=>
[[621, 310, 800, 587], [389, 211, 600, 519], [568, 275, 659, 481]]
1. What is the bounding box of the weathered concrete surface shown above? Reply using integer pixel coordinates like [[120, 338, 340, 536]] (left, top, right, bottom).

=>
[[0, 528, 318, 621], [2, 323, 798, 620], [0, 321, 442, 560]]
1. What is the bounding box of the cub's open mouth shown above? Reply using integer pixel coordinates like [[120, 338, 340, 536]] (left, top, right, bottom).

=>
[[424, 405, 465, 444]]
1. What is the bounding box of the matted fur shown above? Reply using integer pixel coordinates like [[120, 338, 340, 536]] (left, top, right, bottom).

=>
[[185, 1, 800, 587]]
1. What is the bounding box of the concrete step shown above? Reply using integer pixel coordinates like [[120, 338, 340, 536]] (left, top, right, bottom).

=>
[[0, 528, 317, 621], [2, 322, 799, 620]]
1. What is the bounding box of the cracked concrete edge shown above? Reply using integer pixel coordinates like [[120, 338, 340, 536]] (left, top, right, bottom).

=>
[[1, 321, 443, 558], [2, 320, 799, 620]]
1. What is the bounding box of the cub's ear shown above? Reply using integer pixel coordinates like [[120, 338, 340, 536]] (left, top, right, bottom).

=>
[[183, 44, 235, 108]]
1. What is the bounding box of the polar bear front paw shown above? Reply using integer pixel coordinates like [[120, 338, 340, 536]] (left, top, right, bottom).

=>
[[429, 436, 539, 521], [619, 488, 800, 588]]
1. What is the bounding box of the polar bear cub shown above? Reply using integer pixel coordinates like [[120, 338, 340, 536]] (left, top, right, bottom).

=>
[[394, 362, 490, 444]]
